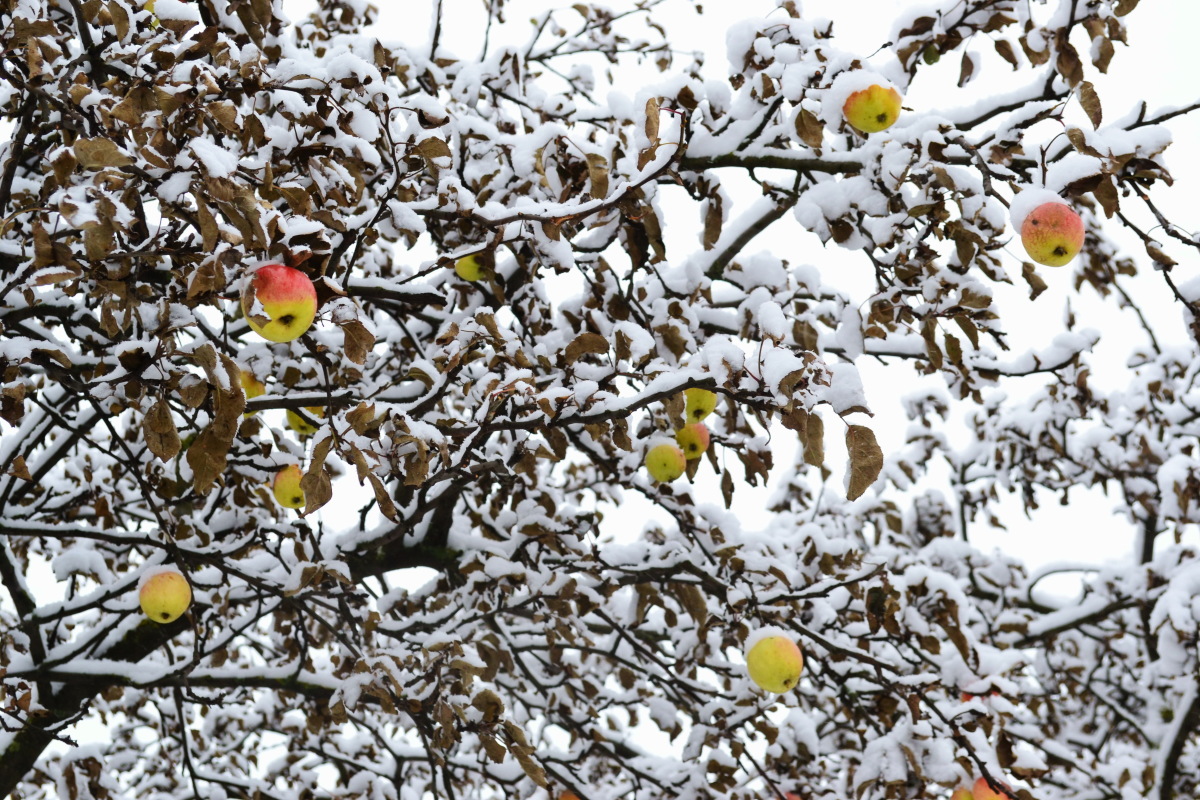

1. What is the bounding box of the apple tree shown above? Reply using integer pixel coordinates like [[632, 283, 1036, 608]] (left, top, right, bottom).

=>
[[1, 0, 1199, 799]]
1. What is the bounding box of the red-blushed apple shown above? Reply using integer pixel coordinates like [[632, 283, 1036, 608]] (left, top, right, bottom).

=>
[[950, 787, 974, 800], [973, 777, 1008, 800], [241, 263, 317, 342], [786, 793, 803, 800], [675, 423, 710, 459], [1020, 202, 1084, 267], [286, 406, 324, 436], [454, 254, 485, 281], [683, 388, 718, 423], [644, 443, 687, 482], [558, 793, 581, 800], [241, 370, 265, 416], [843, 85, 902, 133], [139, 567, 192, 623], [745, 634, 804, 693], [273, 464, 305, 509]]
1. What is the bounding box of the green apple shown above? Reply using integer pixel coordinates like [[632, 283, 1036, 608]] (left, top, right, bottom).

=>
[[644, 443, 687, 482], [140, 568, 192, 623], [675, 423, 710, 459], [454, 254, 486, 281], [241, 370, 265, 417], [745, 634, 804, 693], [241, 263, 318, 342], [273, 464, 305, 509], [683, 388, 717, 423], [843, 84, 902, 133], [1020, 202, 1084, 267], [286, 406, 324, 436]]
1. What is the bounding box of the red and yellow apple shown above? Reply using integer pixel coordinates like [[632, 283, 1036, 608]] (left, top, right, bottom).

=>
[[645, 443, 687, 482], [1020, 202, 1084, 267], [972, 778, 1007, 800], [273, 464, 305, 509], [241, 263, 317, 342], [745, 634, 804, 693], [140, 567, 192, 623], [683, 388, 718, 423], [843, 84, 902, 133], [675, 423, 710, 459]]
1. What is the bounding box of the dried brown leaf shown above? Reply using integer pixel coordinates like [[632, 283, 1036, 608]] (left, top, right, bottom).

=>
[[845, 424, 883, 501], [142, 399, 181, 462], [1079, 81, 1103, 129]]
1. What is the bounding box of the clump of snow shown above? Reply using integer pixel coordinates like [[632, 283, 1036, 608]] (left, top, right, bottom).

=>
[[757, 301, 786, 340], [1009, 186, 1070, 231], [188, 138, 239, 178], [826, 363, 870, 415], [1177, 276, 1200, 304]]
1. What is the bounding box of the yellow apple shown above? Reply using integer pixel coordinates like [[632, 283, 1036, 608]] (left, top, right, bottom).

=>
[[241, 370, 265, 416], [140, 568, 192, 623], [273, 464, 305, 509], [1020, 202, 1084, 267], [972, 778, 1007, 800], [951, 788, 974, 800], [286, 406, 324, 436], [745, 634, 804, 693], [644, 443, 687, 482], [843, 84, 902, 133], [241, 263, 318, 342], [454, 254, 486, 281], [683, 388, 717, 423], [675, 423, 710, 459]]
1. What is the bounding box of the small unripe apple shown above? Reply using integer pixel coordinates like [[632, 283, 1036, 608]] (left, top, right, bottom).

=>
[[683, 388, 718, 423], [241, 263, 318, 343], [972, 778, 1007, 800], [241, 370, 265, 416], [675, 423, 710, 459], [286, 406, 324, 436], [139, 567, 192, 623], [273, 464, 305, 509], [745, 634, 804, 693], [645, 443, 687, 482], [454, 254, 486, 281], [843, 84, 902, 133], [922, 45, 941, 65], [1020, 202, 1084, 267]]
